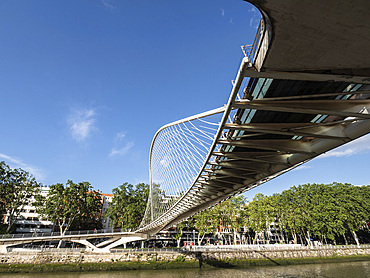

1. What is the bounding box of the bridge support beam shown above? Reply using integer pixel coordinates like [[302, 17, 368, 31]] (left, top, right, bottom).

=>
[[97, 236, 146, 253], [71, 239, 99, 252], [95, 237, 120, 248]]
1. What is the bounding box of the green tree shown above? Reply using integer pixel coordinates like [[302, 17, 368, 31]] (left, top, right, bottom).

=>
[[35, 180, 102, 243], [334, 183, 369, 245], [222, 196, 246, 245], [174, 220, 187, 248], [196, 196, 247, 245], [0, 161, 40, 233], [105, 182, 149, 230], [193, 208, 216, 245], [269, 183, 370, 245], [174, 218, 195, 247], [245, 193, 269, 244]]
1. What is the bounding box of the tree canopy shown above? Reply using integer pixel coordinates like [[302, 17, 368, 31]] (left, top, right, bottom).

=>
[[175, 183, 370, 246], [0, 161, 40, 233], [35, 180, 102, 235], [242, 183, 370, 245], [105, 182, 149, 230]]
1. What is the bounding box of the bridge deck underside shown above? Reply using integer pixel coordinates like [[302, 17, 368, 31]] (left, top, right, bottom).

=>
[[213, 78, 367, 186], [247, 0, 370, 75]]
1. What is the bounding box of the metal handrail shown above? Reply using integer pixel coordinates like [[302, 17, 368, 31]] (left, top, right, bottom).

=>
[[241, 19, 263, 64], [0, 228, 133, 240]]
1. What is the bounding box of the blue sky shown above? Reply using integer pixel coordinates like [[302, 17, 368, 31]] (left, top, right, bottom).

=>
[[0, 0, 369, 199]]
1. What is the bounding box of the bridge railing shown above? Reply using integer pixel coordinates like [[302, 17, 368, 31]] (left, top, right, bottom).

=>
[[188, 244, 366, 252], [0, 228, 133, 240], [111, 247, 182, 253], [241, 19, 263, 64], [6, 247, 184, 253], [8, 247, 86, 253]]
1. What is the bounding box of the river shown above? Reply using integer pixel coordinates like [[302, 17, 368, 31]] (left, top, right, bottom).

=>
[[1, 261, 370, 278]]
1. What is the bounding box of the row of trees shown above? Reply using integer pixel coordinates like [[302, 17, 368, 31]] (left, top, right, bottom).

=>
[[245, 183, 370, 245], [2, 161, 370, 247], [176, 183, 370, 246], [0, 161, 105, 235], [175, 196, 247, 247], [0, 161, 149, 235]]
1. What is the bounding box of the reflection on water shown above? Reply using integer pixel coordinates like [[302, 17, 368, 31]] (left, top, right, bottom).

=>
[[3, 261, 370, 278]]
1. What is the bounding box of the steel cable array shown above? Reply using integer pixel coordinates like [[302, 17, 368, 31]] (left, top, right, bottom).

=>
[[140, 111, 224, 227]]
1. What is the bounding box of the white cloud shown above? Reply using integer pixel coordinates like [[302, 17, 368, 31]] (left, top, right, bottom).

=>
[[101, 0, 115, 11], [68, 107, 97, 142], [115, 132, 126, 141], [292, 164, 312, 171], [219, 8, 234, 24], [109, 141, 135, 157], [110, 131, 135, 157], [319, 149, 355, 158], [248, 7, 260, 29], [0, 153, 45, 181], [319, 134, 370, 158]]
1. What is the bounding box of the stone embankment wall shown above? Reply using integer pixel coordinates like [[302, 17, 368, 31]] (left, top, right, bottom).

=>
[[0, 252, 196, 265], [0, 246, 369, 265], [199, 246, 370, 262]]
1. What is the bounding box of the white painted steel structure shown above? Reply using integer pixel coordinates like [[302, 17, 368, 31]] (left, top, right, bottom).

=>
[[138, 54, 370, 234]]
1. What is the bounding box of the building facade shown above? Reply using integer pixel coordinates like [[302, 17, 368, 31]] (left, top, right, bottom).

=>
[[5, 187, 113, 234], [13, 187, 54, 234]]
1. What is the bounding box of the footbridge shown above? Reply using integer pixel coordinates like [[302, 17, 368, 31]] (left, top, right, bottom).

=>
[[1, 0, 369, 253], [137, 0, 370, 234]]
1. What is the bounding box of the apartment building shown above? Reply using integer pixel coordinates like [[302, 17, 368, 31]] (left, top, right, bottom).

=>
[[13, 187, 54, 234], [6, 187, 113, 234], [100, 193, 113, 230]]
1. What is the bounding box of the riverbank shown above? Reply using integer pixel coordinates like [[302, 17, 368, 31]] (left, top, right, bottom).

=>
[[0, 245, 369, 273]]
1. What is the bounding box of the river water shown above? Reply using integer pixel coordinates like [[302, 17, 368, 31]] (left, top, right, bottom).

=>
[[2, 261, 370, 278]]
